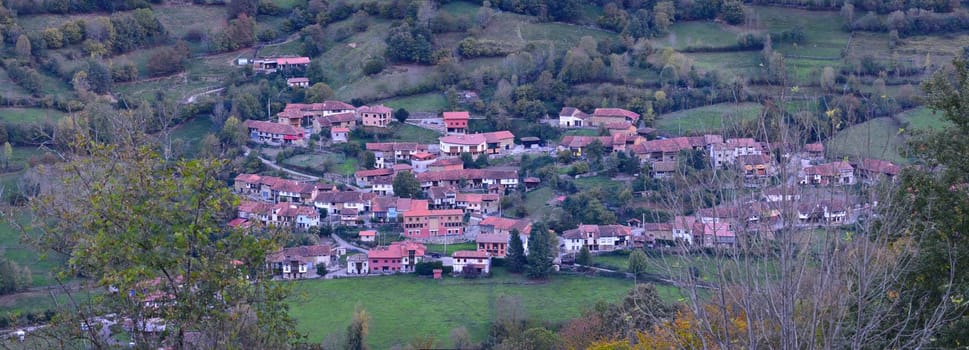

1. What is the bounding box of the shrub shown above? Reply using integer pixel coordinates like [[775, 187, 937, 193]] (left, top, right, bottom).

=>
[[415, 261, 444, 276], [362, 58, 385, 75]]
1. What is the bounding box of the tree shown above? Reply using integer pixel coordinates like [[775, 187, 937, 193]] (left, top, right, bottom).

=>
[[721, 0, 746, 25], [345, 308, 370, 350], [0, 257, 31, 295], [526, 222, 554, 279], [449, 326, 474, 349], [15, 34, 30, 59], [1, 142, 11, 170], [627, 250, 648, 277], [394, 108, 410, 123], [393, 171, 421, 198], [362, 151, 376, 170], [305, 82, 334, 103], [506, 229, 527, 273], [576, 246, 592, 266], [220, 116, 249, 148], [87, 60, 113, 94], [22, 127, 296, 349]]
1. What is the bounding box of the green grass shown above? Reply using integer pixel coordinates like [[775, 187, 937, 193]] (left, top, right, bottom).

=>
[[562, 129, 600, 137], [171, 117, 216, 156], [389, 123, 441, 144], [826, 117, 907, 163], [257, 39, 304, 58], [0, 211, 63, 287], [282, 153, 357, 176], [686, 51, 761, 78], [439, 1, 480, 17], [0, 108, 67, 124], [524, 187, 556, 221], [575, 176, 627, 192], [290, 271, 653, 348], [153, 5, 228, 42], [379, 93, 448, 114], [423, 242, 477, 255], [751, 6, 848, 59], [661, 22, 743, 50], [0, 68, 33, 98], [655, 102, 762, 135], [898, 107, 951, 131]]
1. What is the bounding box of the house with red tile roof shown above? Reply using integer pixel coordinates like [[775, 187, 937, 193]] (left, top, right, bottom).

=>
[[711, 138, 764, 168], [415, 169, 519, 190], [368, 241, 426, 273], [287, 77, 310, 88], [590, 108, 639, 126], [804, 142, 825, 159], [692, 222, 736, 247], [452, 250, 491, 275], [266, 244, 331, 279], [401, 200, 465, 238], [455, 193, 499, 216], [411, 152, 437, 173], [359, 230, 377, 242], [800, 161, 855, 186], [483, 130, 515, 154], [233, 174, 319, 204], [252, 56, 311, 74], [428, 157, 464, 172], [477, 216, 532, 250], [737, 154, 773, 180], [443, 111, 470, 134], [330, 127, 349, 144], [311, 191, 376, 215], [243, 120, 305, 147], [440, 134, 488, 157], [370, 197, 417, 222], [354, 168, 394, 187], [558, 107, 591, 128], [855, 158, 900, 184], [559, 136, 617, 157], [366, 142, 429, 169], [476, 233, 509, 258], [358, 104, 394, 128], [562, 225, 632, 252]]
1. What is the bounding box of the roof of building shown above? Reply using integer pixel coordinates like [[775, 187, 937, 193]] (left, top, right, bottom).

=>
[[429, 158, 464, 167], [476, 233, 509, 244], [287, 77, 310, 83], [592, 108, 639, 121], [804, 142, 825, 153], [441, 134, 487, 146], [331, 127, 350, 133], [312, 191, 376, 204], [412, 152, 436, 161], [357, 104, 393, 114], [244, 120, 302, 135], [455, 193, 500, 203], [857, 158, 900, 176], [479, 216, 532, 233], [267, 244, 332, 263], [805, 161, 854, 176], [416, 169, 518, 183], [559, 106, 591, 119], [453, 250, 491, 258], [359, 230, 377, 237], [443, 111, 470, 120], [355, 168, 394, 178], [737, 154, 771, 166], [274, 57, 311, 65], [560, 136, 614, 149], [561, 225, 632, 239], [366, 142, 427, 152], [368, 241, 426, 259], [483, 130, 515, 143]]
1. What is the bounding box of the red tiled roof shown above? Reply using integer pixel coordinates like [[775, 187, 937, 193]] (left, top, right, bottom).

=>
[[355, 168, 394, 178], [412, 152, 436, 161], [476, 233, 509, 244], [267, 244, 332, 263], [244, 120, 302, 136], [634, 137, 693, 154], [359, 230, 377, 236], [805, 161, 853, 176], [441, 134, 487, 145], [332, 127, 350, 133], [593, 108, 639, 121], [358, 104, 393, 114], [366, 142, 426, 152], [857, 158, 900, 176], [287, 77, 309, 83], [443, 111, 470, 120], [479, 217, 532, 233], [559, 107, 591, 119], [227, 218, 250, 228], [275, 57, 311, 65], [455, 193, 499, 203], [483, 130, 514, 143], [429, 158, 463, 167], [416, 169, 518, 183], [560, 136, 614, 149], [368, 241, 426, 259]]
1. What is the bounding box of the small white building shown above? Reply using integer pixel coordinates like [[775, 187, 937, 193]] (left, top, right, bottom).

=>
[[451, 250, 491, 275], [331, 127, 349, 144], [359, 230, 377, 242], [346, 254, 369, 275]]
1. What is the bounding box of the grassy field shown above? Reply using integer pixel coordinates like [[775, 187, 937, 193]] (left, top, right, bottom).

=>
[[153, 4, 228, 42], [290, 270, 651, 348], [575, 176, 628, 192], [661, 22, 743, 50], [524, 187, 556, 221], [655, 102, 762, 135], [826, 117, 907, 163], [357, 123, 442, 144], [898, 107, 950, 131], [379, 93, 448, 114], [0, 210, 63, 288], [0, 108, 67, 124], [282, 153, 357, 176], [424, 242, 477, 255]]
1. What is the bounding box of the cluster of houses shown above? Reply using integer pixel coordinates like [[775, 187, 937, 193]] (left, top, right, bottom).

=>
[[238, 56, 313, 88]]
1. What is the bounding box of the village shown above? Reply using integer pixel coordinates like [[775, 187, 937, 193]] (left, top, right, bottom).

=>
[[231, 59, 902, 282]]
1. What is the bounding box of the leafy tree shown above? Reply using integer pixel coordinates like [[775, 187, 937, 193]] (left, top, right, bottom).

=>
[[894, 58, 969, 347], [576, 245, 592, 266], [86, 60, 113, 94], [23, 128, 296, 348], [0, 257, 31, 295], [15, 34, 30, 59], [227, 0, 258, 19], [316, 264, 327, 276], [506, 229, 527, 273], [392, 171, 421, 198], [362, 151, 376, 169], [305, 82, 334, 103], [385, 22, 433, 64], [394, 108, 410, 123], [474, 154, 489, 168], [42, 28, 64, 48], [460, 152, 475, 169], [627, 249, 648, 277], [526, 222, 554, 279], [220, 116, 249, 147], [345, 308, 370, 350]]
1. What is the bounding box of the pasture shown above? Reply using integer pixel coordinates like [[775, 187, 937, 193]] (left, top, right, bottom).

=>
[[825, 117, 907, 163], [289, 270, 652, 348], [655, 102, 762, 135]]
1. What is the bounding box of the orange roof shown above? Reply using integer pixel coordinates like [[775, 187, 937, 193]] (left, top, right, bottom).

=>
[[441, 134, 487, 145], [443, 111, 470, 120], [483, 130, 514, 143], [332, 127, 350, 133], [359, 230, 377, 237], [453, 250, 491, 258], [275, 57, 311, 65]]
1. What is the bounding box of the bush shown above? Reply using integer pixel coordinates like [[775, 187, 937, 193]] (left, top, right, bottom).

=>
[[415, 261, 444, 276], [362, 58, 385, 75], [316, 264, 327, 276]]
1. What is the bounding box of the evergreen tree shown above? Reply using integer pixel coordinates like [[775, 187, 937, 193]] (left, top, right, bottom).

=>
[[506, 229, 527, 273], [526, 222, 554, 279], [576, 245, 592, 266]]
